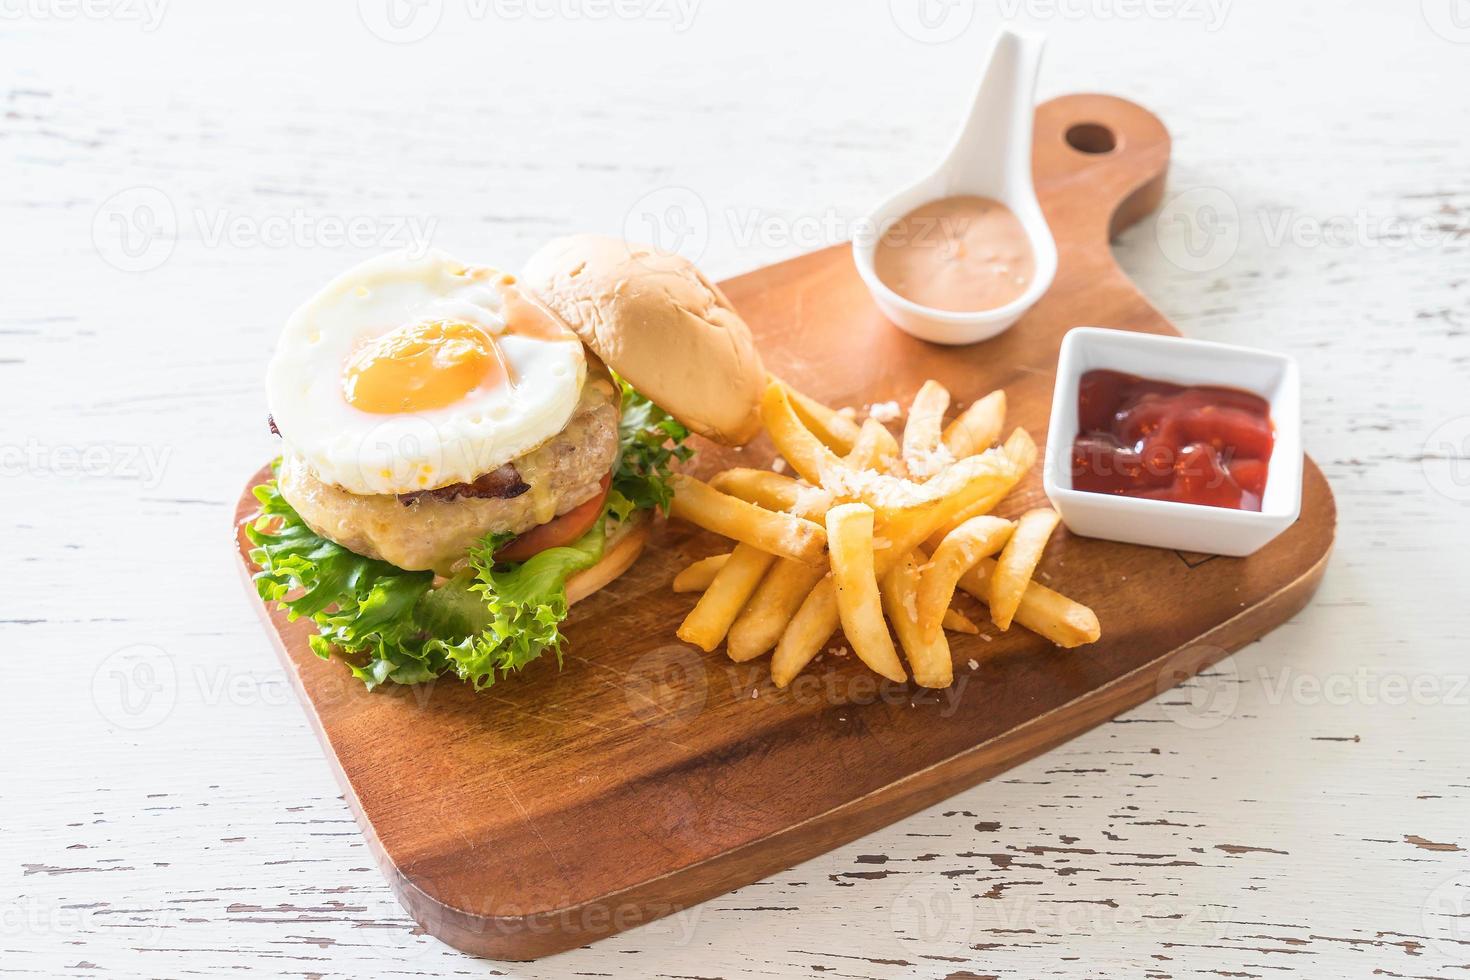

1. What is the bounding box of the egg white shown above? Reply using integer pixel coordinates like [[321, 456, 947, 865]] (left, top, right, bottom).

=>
[[266, 250, 586, 496]]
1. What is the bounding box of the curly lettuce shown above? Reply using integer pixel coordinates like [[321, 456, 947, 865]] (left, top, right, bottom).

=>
[[612, 374, 692, 512], [248, 383, 688, 691]]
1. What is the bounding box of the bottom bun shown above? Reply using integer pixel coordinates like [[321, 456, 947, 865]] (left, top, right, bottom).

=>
[[566, 511, 650, 606]]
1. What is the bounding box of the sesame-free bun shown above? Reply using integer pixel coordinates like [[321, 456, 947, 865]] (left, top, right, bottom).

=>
[[522, 235, 765, 446]]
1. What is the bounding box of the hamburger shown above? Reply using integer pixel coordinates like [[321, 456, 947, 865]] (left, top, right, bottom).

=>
[[248, 235, 764, 689]]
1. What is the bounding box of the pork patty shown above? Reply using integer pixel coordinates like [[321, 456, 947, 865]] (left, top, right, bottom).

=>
[[278, 377, 621, 573]]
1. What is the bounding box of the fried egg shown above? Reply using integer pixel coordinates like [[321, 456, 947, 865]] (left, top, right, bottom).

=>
[[267, 250, 586, 496]]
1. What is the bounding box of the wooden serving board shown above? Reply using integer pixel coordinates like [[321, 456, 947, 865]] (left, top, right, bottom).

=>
[[233, 95, 1335, 960]]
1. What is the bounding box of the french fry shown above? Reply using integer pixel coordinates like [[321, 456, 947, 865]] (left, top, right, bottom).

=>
[[760, 382, 848, 485], [672, 553, 731, 593], [880, 552, 952, 688], [772, 459, 1019, 686], [895, 544, 984, 634], [847, 417, 901, 471], [942, 390, 1006, 458], [681, 380, 1101, 691], [916, 516, 1014, 641], [942, 608, 980, 634], [723, 426, 1011, 678], [826, 504, 906, 682], [712, 466, 836, 662], [710, 467, 831, 516], [777, 540, 1101, 685], [771, 575, 840, 687], [902, 380, 950, 473], [677, 543, 777, 652], [670, 474, 827, 565], [771, 376, 861, 454], [958, 559, 1100, 647], [875, 453, 1021, 560], [987, 508, 1061, 630], [728, 556, 829, 662], [1002, 425, 1039, 474], [923, 427, 1039, 551], [829, 450, 1018, 520]]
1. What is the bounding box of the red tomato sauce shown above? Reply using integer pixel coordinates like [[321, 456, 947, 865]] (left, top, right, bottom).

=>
[[1071, 370, 1274, 511]]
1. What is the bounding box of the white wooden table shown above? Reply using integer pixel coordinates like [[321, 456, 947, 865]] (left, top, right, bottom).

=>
[[5, 2, 1469, 976]]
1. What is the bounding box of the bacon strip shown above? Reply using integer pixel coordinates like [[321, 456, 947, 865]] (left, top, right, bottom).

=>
[[398, 464, 531, 506]]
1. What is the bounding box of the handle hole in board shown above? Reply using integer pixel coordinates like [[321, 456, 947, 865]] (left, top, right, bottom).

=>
[[1065, 123, 1118, 155]]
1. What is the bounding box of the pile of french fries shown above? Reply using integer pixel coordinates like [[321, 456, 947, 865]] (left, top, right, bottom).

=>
[[668, 378, 1101, 689]]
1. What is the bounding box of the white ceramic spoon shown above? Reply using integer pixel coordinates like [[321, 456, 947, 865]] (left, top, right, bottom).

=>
[[853, 29, 1057, 346]]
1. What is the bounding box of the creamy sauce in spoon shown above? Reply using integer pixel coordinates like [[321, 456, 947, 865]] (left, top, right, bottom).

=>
[[873, 195, 1035, 313]]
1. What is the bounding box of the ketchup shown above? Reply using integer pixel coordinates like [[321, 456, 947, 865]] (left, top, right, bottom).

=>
[[1071, 370, 1274, 511]]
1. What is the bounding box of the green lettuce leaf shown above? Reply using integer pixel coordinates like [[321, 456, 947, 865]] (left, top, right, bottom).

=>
[[246, 377, 692, 691], [247, 478, 444, 689], [249, 474, 609, 691], [612, 374, 692, 513], [416, 518, 606, 690]]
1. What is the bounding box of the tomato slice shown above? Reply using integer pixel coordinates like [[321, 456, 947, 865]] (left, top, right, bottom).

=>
[[493, 473, 612, 563]]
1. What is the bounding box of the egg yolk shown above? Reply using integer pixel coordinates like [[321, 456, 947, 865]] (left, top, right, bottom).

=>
[[342, 319, 507, 414]]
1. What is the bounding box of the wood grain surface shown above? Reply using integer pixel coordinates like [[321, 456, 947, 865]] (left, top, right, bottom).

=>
[[231, 94, 1334, 959], [9, 4, 1470, 977]]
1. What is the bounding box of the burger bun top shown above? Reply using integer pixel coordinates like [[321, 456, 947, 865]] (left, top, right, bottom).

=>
[[522, 235, 765, 446]]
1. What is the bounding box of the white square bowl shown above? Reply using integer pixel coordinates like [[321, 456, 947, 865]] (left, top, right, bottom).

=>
[[1042, 327, 1303, 558]]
